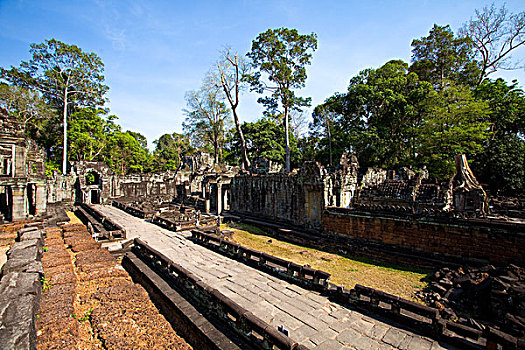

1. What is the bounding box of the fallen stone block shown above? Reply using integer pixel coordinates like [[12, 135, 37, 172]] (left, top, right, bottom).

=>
[[0, 291, 40, 350], [0, 272, 41, 298], [19, 229, 44, 245], [1, 258, 44, 278], [7, 240, 43, 261]]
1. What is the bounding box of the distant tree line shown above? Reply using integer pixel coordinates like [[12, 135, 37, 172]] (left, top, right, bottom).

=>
[[1, 3, 524, 196]]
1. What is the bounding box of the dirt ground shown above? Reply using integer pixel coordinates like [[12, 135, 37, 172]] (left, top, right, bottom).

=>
[[225, 223, 430, 301]]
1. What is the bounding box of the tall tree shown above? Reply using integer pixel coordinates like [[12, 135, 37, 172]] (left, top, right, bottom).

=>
[[68, 108, 118, 162], [152, 132, 193, 171], [246, 28, 317, 172], [417, 82, 491, 179], [0, 84, 52, 130], [340, 60, 433, 169], [411, 24, 479, 88], [312, 94, 345, 167], [1, 39, 108, 174], [216, 48, 252, 171], [472, 78, 525, 194], [183, 80, 231, 165], [460, 3, 525, 85]]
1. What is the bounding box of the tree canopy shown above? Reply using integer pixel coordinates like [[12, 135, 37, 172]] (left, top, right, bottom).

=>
[[1, 38, 109, 173], [246, 27, 317, 172]]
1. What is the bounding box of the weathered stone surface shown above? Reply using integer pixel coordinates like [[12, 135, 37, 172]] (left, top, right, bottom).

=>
[[0, 272, 41, 298], [18, 229, 44, 244], [99, 204, 455, 350], [0, 274, 41, 350], [1, 258, 43, 277], [6, 240, 42, 261]]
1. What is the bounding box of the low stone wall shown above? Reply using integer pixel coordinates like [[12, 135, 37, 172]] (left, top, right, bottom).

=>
[[0, 222, 44, 349], [322, 209, 525, 266]]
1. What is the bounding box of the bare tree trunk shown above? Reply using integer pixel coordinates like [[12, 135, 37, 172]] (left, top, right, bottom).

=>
[[62, 90, 68, 175], [284, 106, 290, 172], [326, 118, 332, 166], [214, 140, 219, 165], [232, 108, 251, 171]]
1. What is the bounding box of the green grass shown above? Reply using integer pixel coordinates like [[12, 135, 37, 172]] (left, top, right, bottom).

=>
[[224, 222, 430, 301]]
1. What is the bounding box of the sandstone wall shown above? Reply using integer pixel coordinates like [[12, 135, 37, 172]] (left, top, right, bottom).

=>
[[322, 209, 525, 265], [230, 164, 324, 229]]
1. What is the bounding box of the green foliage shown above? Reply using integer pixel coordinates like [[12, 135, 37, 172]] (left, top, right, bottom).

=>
[[1, 38, 109, 173], [0, 83, 53, 126], [227, 117, 302, 168], [68, 109, 118, 162], [1, 38, 108, 110], [410, 25, 479, 88], [471, 79, 525, 194], [41, 275, 52, 292], [320, 60, 435, 169], [104, 130, 150, 175], [246, 27, 317, 171], [45, 160, 61, 178], [127, 131, 148, 149], [85, 172, 96, 185], [71, 308, 94, 322], [152, 133, 193, 171], [183, 80, 231, 164], [417, 82, 491, 178]]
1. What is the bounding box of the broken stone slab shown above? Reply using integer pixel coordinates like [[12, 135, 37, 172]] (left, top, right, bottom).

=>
[[0, 272, 41, 350], [6, 240, 43, 262], [1, 259, 44, 278], [23, 222, 43, 229], [18, 229, 44, 245], [0, 295, 39, 350], [16, 227, 39, 240], [0, 272, 41, 299], [0, 319, 37, 350]]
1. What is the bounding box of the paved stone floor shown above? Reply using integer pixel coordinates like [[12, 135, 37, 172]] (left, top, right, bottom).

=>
[[97, 205, 456, 350]]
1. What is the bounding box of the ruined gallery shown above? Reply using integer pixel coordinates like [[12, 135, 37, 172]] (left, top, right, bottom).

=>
[[1, 1, 525, 349], [1, 108, 524, 349]]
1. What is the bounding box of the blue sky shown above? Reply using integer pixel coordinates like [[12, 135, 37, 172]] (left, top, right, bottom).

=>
[[1, 0, 524, 149]]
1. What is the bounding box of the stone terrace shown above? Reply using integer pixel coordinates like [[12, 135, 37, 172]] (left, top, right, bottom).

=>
[[97, 204, 456, 350]]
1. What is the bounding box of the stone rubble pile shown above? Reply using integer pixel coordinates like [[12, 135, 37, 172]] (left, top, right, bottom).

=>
[[416, 264, 525, 339]]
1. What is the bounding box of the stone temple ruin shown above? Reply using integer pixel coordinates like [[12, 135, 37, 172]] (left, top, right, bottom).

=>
[[0, 111, 47, 222], [1, 107, 524, 349]]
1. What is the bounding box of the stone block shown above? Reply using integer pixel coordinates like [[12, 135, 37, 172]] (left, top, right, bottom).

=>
[[0, 274, 40, 350], [19, 229, 44, 245], [17, 227, 38, 240], [1, 259, 44, 278], [0, 272, 41, 299], [0, 319, 37, 350], [7, 240, 43, 261]]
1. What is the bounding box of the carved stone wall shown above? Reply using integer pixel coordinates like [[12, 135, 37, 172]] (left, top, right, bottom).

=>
[[0, 111, 47, 221], [230, 162, 325, 229]]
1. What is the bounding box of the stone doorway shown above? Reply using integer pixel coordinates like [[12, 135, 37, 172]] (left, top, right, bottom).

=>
[[90, 189, 100, 204], [27, 183, 36, 215], [0, 186, 12, 221]]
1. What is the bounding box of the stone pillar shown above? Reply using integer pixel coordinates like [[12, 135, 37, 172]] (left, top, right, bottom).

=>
[[216, 183, 222, 215], [223, 189, 229, 211], [35, 184, 47, 215], [11, 184, 26, 220]]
